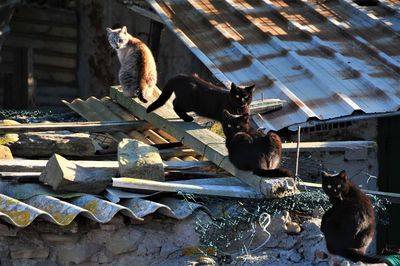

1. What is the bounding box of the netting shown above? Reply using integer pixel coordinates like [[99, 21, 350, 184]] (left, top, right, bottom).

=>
[[0, 109, 83, 123], [180, 190, 390, 258]]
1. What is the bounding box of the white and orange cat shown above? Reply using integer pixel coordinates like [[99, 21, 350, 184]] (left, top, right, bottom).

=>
[[107, 26, 157, 103]]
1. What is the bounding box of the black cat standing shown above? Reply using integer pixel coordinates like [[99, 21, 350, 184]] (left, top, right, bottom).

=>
[[321, 170, 384, 264], [146, 74, 255, 122]]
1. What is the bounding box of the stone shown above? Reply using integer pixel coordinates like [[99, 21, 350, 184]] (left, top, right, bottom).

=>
[[10, 246, 49, 259], [285, 221, 302, 235], [56, 243, 102, 264], [39, 154, 111, 193], [41, 233, 79, 243], [9, 131, 100, 157], [0, 120, 19, 145], [0, 224, 17, 236], [0, 145, 13, 159], [118, 138, 164, 181], [105, 228, 144, 255]]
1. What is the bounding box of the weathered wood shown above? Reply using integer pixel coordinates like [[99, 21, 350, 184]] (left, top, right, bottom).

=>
[[0, 172, 40, 183], [0, 120, 151, 134], [2, 46, 35, 108], [8, 132, 99, 158], [299, 181, 400, 204], [158, 147, 199, 158], [282, 141, 376, 152], [112, 177, 261, 198], [40, 154, 111, 193], [111, 86, 297, 198], [126, 5, 164, 24], [0, 159, 216, 173]]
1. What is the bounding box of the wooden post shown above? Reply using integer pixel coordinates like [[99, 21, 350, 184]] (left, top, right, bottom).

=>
[[110, 86, 297, 199]]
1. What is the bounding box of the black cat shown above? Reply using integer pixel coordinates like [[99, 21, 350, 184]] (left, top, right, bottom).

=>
[[146, 74, 255, 122], [321, 170, 384, 263], [221, 109, 293, 178]]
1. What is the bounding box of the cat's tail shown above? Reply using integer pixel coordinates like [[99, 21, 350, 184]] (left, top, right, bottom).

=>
[[146, 79, 175, 113], [340, 249, 386, 264], [253, 168, 294, 178]]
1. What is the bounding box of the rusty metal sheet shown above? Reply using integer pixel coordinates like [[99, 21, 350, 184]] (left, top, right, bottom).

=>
[[147, 0, 400, 131]]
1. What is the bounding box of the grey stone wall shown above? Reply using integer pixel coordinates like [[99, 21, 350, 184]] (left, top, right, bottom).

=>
[[0, 212, 206, 265]]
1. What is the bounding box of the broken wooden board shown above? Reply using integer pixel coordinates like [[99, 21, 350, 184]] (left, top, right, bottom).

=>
[[0, 120, 151, 134], [110, 86, 297, 198]]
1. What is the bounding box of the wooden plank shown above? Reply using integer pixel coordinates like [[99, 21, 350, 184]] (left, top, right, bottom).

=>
[[110, 86, 297, 198], [282, 141, 376, 152], [298, 181, 400, 204], [33, 53, 76, 69], [0, 120, 151, 134], [0, 159, 217, 173], [12, 7, 77, 26], [112, 177, 261, 198], [126, 5, 164, 24], [10, 21, 78, 38], [5, 36, 77, 54], [158, 147, 199, 158]]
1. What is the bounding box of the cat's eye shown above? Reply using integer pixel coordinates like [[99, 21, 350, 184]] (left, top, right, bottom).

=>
[[236, 95, 239, 98], [227, 124, 232, 128], [327, 185, 332, 189], [118, 39, 123, 43], [337, 184, 342, 188], [236, 125, 240, 129]]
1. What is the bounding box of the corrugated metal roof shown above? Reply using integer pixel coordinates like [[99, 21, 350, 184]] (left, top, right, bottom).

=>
[[147, 0, 400, 131], [0, 183, 203, 227]]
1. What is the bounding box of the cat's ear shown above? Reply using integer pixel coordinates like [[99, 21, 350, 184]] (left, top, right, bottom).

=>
[[245, 84, 256, 93], [106, 27, 113, 34], [222, 109, 232, 119], [230, 82, 238, 92], [121, 26, 128, 34], [321, 171, 330, 179], [338, 170, 347, 180]]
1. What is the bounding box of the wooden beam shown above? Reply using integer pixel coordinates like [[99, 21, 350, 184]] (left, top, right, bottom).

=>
[[298, 181, 400, 204], [126, 5, 164, 24], [0, 159, 217, 173], [112, 177, 261, 198], [0, 120, 151, 134], [110, 86, 297, 198], [282, 141, 376, 152]]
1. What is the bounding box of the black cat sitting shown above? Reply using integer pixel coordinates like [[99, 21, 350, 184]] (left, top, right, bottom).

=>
[[146, 74, 255, 122], [321, 170, 385, 264], [221, 109, 293, 178]]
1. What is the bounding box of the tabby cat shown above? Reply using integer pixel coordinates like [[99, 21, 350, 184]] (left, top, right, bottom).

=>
[[146, 74, 255, 122], [221, 109, 293, 177], [107, 26, 157, 103], [321, 170, 384, 263]]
